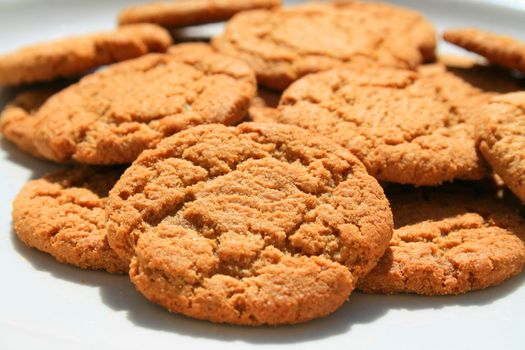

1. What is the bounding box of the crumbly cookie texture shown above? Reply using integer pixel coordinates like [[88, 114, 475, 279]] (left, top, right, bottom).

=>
[[28, 48, 255, 165], [213, 0, 436, 90], [13, 167, 127, 273], [106, 122, 393, 325], [478, 92, 525, 203], [119, 0, 282, 27], [358, 186, 525, 295], [444, 28, 525, 74], [0, 89, 56, 158], [0, 24, 173, 86], [272, 64, 486, 185]]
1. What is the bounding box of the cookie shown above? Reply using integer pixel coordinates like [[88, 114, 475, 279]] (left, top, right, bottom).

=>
[[0, 89, 57, 158], [212, 1, 436, 90], [25, 48, 255, 164], [478, 92, 525, 203], [247, 87, 281, 122], [444, 28, 525, 74], [273, 64, 486, 186], [119, 0, 282, 27], [0, 24, 172, 86], [13, 167, 127, 273], [439, 54, 525, 94], [358, 186, 525, 295], [106, 122, 393, 325]]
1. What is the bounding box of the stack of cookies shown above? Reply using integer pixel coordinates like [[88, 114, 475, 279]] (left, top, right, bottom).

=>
[[1, 0, 525, 326]]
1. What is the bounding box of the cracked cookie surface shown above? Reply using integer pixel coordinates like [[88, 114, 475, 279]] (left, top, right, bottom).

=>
[[119, 0, 281, 27], [28, 48, 255, 164], [272, 64, 487, 185], [444, 28, 525, 74], [13, 167, 127, 273], [0, 24, 172, 86], [479, 92, 525, 203], [106, 122, 393, 325], [212, 0, 436, 90], [358, 186, 525, 295]]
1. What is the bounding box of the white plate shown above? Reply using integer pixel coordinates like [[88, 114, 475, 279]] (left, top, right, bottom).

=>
[[1, 1, 524, 349]]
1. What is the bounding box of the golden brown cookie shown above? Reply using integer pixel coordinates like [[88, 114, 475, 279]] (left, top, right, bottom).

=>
[[478, 92, 525, 203], [106, 122, 393, 325], [444, 28, 525, 74], [0, 89, 57, 158], [119, 0, 282, 27], [358, 186, 525, 295], [212, 1, 436, 90], [25, 48, 255, 164], [0, 24, 172, 86], [273, 64, 486, 186], [13, 167, 127, 273]]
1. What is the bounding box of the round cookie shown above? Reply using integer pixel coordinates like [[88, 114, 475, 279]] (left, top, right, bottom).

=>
[[119, 0, 282, 27], [478, 92, 525, 203], [444, 28, 525, 74], [273, 64, 486, 186], [0, 24, 172, 86], [13, 167, 127, 273], [212, 1, 436, 90], [28, 48, 255, 164], [0, 89, 57, 158], [106, 122, 393, 325], [358, 186, 525, 295]]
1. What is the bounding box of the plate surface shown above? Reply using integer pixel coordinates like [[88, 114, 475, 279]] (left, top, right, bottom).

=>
[[1, 1, 524, 349]]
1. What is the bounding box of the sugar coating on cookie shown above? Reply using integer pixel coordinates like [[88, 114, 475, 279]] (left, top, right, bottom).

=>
[[444, 28, 525, 74], [358, 187, 525, 295], [273, 64, 487, 185], [106, 122, 393, 325], [13, 167, 127, 273], [0, 89, 57, 158], [212, 1, 436, 90], [0, 24, 173, 86], [29, 48, 255, 164], [119, 0, 282, 27], [479, 92, 525, 203]]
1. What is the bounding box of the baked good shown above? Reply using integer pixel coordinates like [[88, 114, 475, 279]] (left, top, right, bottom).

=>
[[272, 64, 486, 185], [444, 28, 525, 74], [0, 24, 172, 86], [358, 186, 525, 295], [119, 0, 282, 27], [478, 92, 525, 203], [13, 167, 127, 273], [26, 48, 255, 164], [106, 122, 393, 325], [212, 0, 436, 90]]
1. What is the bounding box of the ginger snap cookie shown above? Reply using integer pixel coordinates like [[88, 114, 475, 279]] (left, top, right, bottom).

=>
[[272, 64, 486, 186], [478, 92, 525, 203], [106, 122, 393, 325], [13, 167, 127, 273], [439, 54, 525, 94], [0, 24, 172, 86], [119, 0, 282, 28], [212, 1, 436, 90], [25, 48, 255, 165], [444, 28, 525, 74], [358, 186, 525, 295], [0, 88, 57, 158]]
